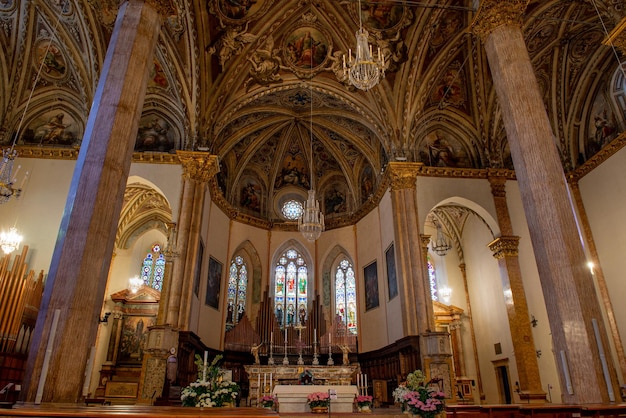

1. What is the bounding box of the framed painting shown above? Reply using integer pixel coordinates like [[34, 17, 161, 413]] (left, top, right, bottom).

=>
[[364, 261, 379, 311], [193, 239, 204, 296], [205, 256, 222, 309], [385, 243, 398, 300]]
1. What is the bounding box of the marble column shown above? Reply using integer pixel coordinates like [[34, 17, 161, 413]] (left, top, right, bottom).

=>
[[472, 0, 621, 403], [487, 175, 545, 402], [459, 263, 484, 403], [22, 0, 170, 403], [387, 162, 433, 336], [164, 152, 219, 330]]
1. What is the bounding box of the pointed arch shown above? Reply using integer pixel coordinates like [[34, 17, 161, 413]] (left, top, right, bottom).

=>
[[321, 245, 357, 334], [228, 240, 263, 327]]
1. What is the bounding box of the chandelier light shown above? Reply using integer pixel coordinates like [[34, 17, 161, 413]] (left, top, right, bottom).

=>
[[0, 227, 23, 255], [342, 0, 385, 91], [431, 220, 451, 256], [0, 149, 23, 204], [299, 50, 325, 241]]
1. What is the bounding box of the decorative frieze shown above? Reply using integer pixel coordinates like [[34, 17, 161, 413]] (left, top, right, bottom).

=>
[[470, 0, 529, 42], [488, 235, 520, 259]]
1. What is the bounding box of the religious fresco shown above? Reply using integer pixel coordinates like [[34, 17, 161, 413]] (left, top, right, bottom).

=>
[[284, 27, 328, 70], [360, 166, 375, 203], [118, 315, 155, 364], [239, 176, 263, 214], [21, 110, 80, 146], [217, 0, 262, 20], [429, 63, 466, 108], [418, 131, 472, 168], [360, 0, 404, 30], [148, 59, 169, 88], [35, 40, 67, 80], [134, 115, 177, 152], [274, 153, 309, 189], [323, 183, 348, 216], [583, 96, 619, 162]]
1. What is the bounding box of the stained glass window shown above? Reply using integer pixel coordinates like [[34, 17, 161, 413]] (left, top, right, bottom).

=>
[[140, 243, 165, 291], [226, 255, 248, 329], [282, 200, 303, 220], [335, 259, 357, 335], [428, 257, 438, 301], [275, 249, 307, 327]]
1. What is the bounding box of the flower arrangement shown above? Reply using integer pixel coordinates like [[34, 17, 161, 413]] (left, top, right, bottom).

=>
[[354, 395, 373, 410], [307, 391, 330, 408], [180, 354, 240, 407], [394, 369, 445, 418], [355, 395, 373, 408], [260, 395, 277, 409]]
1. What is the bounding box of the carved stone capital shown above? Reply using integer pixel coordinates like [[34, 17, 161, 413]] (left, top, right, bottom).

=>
[[488, 236, 520, 259], [177, 151, 220, 183], [387, 162, 422, 190], [420, 234, 431, 250], [488, 175, 507, 198], [470, 0, 529, 43]]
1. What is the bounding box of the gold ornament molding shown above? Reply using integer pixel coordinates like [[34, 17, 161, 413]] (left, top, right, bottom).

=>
[[176, 151, 220, 183], [488, 236, 520, 259], [387, 162, 423, 190], [470, 0, 529, 43], [603, 16, 626, 55]]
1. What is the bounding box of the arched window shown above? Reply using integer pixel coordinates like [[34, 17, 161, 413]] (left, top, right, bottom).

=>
[[226, 255, 248, 329], [140, 243, 165, 291], [428, 256, 438, 301], [335, 258, 357, 335], [274, 249, 307, 327]]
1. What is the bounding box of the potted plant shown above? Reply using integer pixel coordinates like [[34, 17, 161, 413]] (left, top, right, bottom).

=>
[[180, 354, 240, 407], [355, 395, 373, 412], [394, 370, 446, 418], [307, 391, 330, 413], [260, 395, 277, 410]]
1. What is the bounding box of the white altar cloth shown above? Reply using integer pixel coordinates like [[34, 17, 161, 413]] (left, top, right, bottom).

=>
[[272, 385, 358, 413]]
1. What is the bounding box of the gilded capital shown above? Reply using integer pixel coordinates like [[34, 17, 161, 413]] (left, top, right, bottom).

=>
[[420, 234, 431, 250], [488, 175, 507, 198], [470, 0, 529, 43], [177, 151, 220, 183], [387, 162, 422, 190], [488, 236, 520, 259]]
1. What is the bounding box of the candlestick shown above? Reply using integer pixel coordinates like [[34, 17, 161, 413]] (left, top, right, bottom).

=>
[[270, 331, 273, 345], [257, 373, 261, 401], [202, 351, 208, 382], [270, 372, 272, 390], [264, 373, 267, 393]]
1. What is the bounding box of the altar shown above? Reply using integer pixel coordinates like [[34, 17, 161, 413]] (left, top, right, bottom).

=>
[[272, 385, 358, 413]]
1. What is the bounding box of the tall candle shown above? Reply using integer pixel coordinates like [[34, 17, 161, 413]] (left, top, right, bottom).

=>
[[270, 331, 273, 344], [365, 374, 367, 388], [258, 373, 261, 399], [264, 373, 267, 390], [285, 326, 288, 341], [270, 372, 273, 389], [202, 351, 208, 382]]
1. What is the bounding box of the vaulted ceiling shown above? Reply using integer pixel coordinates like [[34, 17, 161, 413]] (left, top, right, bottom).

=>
[[1, 0, 625, 232]]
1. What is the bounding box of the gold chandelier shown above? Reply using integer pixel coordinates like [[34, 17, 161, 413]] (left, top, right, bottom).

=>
[[431, 219, 451, 256], [299, 58, 325, 241], [0, 227, 23, 255], [342, 0, 385, 91]]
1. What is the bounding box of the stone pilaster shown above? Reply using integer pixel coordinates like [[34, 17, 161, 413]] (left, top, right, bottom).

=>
[[387, 162, 434, 336], [22, 0, 163, 403], [459, 263, 484, 402], [472, 1, 621, 403], [165, 152, 219, 330], [157, 222, 178, 325]]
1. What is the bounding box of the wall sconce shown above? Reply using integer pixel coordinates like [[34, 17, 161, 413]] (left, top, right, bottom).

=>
[[536, 349, 542, 358], [99, 312, 111, 324], [531, 315, 538, 327]]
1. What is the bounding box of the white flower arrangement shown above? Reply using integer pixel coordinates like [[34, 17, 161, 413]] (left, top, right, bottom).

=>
[[180, 354, 239, 407]]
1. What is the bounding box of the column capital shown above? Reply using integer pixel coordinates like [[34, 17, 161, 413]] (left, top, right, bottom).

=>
[[420, 234, 431, 250], [387, 162, 423, 190], [470, 0, 529, 42], [488, 235, 520, 259], [488, 174, 507, 198], [177, 151, 220, 183]]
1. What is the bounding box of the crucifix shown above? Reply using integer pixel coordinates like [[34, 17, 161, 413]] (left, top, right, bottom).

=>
[[294, 322, 306, 365]]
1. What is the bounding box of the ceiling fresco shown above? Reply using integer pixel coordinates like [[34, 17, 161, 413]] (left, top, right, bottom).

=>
[[1, 0, 626, 231]]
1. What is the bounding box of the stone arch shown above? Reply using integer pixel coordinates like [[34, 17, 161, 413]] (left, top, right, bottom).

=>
[[229, 240, 263, 326], [116, 180, 173, 250]]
